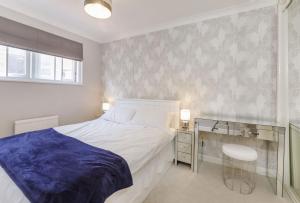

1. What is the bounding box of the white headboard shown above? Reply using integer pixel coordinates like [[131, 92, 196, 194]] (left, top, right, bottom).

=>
[[115, 99, 180, 129]]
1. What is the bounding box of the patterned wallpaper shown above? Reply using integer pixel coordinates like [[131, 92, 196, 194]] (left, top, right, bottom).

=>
[[100, 7, 278, 169], [101, 6, 278, 122], [289, 0, 300, 122]]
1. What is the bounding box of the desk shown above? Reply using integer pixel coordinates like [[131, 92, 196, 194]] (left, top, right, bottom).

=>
[[194, 117, 286, 196]]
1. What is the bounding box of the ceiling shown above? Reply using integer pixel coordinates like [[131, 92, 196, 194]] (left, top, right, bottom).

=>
[[0, 0, 276, 43]]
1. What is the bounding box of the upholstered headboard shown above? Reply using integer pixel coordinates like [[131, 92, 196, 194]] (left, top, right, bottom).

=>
[[114, 99, 180, 129]]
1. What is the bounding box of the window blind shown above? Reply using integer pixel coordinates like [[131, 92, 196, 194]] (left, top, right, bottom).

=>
[[0, 16, 83, 61]]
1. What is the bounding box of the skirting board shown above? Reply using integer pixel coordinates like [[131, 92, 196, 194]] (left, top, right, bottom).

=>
[[200, 154, 277, 177], [284, 185, 300, 203]]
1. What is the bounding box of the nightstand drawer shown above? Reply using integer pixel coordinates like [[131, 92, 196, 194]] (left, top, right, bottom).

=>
[[178, 133, 192, 144], [177, 152, 192, 164], [177, 142, 191, 154]]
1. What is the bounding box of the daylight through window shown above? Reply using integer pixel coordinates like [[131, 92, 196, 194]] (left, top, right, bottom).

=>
[[0, 45, 82, 84]]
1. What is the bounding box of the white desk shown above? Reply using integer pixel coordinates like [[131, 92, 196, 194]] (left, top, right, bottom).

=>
[[193, 117, 286, 196]]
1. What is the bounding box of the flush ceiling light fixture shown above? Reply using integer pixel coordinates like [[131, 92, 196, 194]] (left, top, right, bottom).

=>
[[84, 0, 112, 19]]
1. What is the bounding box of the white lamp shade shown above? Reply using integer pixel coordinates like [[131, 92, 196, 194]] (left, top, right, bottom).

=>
[[102, 102, 110, 111], [180, 109, 191, 121]]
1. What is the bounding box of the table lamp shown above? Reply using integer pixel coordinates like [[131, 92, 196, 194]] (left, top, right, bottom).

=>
[[102, 102, 110, 112], [180, 109, 191, 129]]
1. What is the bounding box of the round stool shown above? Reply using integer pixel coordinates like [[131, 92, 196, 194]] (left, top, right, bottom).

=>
[[222, 144, 258, 195]]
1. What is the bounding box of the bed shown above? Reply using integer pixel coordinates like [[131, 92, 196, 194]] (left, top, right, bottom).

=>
[[0, 99, 180, 203]]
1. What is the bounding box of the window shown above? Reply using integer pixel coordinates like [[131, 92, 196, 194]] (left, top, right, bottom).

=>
[[0, 45, 6, 77], [0, 45, 82, 84], [62, 58, 75, 81], [7, 47, 27, 77], [34, 53, 55, 80]]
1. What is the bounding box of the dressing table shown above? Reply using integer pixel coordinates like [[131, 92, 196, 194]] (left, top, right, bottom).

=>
[[193, 117, 286, 196]]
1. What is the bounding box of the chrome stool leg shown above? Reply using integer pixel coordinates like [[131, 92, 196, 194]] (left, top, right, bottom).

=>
[[222, 144, 257, 195]]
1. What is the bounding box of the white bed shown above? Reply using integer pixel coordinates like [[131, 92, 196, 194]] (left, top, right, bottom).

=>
[[0, 99, 180, 203]]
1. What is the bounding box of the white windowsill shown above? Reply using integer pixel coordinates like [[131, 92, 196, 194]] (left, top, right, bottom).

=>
[[0, 77, 83, 86]]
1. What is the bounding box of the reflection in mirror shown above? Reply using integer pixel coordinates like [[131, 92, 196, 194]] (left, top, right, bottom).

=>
[[289, 0, 300, 200]]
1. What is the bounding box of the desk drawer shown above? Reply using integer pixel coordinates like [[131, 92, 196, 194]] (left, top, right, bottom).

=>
[[178, 133, 192, 144], [178, 142, 192, 154], [178, 152, 192, 164]]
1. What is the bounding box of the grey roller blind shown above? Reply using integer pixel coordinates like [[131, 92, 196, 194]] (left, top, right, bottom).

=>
[[0, 16, 83, 61]]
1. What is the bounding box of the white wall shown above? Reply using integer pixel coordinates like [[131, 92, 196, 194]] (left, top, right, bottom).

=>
[[0, 6, 104, 137]]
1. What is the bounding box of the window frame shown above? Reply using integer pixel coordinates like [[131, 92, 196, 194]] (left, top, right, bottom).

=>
[[0, 45, 83, 85]]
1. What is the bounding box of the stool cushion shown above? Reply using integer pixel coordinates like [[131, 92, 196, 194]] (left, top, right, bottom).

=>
[[222, 144, 258, 162]]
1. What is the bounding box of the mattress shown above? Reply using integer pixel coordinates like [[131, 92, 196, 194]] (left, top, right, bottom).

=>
[[0, 118, 175, 203]]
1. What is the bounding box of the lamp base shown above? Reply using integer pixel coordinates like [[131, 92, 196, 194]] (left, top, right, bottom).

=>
[[181, 121, 189, 129]]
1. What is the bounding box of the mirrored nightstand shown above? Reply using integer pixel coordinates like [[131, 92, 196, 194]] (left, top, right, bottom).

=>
[[175, 128, 194, 170]]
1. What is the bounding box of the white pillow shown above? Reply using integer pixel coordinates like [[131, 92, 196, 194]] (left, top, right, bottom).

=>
[[102, 106, 136, 123], [130, 107, 170, 129]]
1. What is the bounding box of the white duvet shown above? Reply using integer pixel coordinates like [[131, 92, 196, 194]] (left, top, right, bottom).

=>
[[0, 118, 175, 203]]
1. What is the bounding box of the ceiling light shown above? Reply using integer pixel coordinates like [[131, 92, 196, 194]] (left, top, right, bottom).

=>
[[84, 0, 112, 19]]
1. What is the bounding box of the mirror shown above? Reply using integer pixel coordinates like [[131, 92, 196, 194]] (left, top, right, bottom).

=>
[[288, 0, 300, 199]]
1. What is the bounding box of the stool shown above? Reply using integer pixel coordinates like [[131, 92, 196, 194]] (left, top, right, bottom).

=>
[[222, 144, 258, 194]]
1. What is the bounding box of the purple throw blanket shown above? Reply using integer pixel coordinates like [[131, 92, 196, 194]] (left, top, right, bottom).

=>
[[0, 128, 133, 203]]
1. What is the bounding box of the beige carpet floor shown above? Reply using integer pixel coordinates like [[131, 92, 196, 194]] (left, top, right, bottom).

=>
[[144, 162, 288, 203]]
